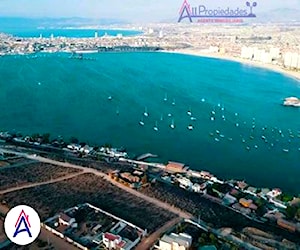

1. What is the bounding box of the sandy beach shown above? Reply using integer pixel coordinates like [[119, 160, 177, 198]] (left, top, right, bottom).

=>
[[165, 49, 300, 83]]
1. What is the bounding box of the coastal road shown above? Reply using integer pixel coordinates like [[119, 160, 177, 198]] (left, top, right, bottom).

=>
[[0, 171, 85, 195]]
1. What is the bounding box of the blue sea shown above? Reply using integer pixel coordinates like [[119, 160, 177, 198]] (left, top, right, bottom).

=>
[[0, 28, 141, 38], [0, 52, 299, 194]]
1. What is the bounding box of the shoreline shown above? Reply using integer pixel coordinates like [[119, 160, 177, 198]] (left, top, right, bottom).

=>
[[164, 49, 300, 82]]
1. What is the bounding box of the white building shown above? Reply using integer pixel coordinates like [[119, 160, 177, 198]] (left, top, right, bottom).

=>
[[159, 233, 192, 250], [103, 232, 126, 250], [241, 47, 254, 59], [177, 177, 192, 188], [269, 48, 281, 59]]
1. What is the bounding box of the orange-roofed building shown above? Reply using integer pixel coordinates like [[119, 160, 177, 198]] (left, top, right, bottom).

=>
[[277, 219, 297, 232], [239, 198, 257, 210], [165, 161, 187, 173]]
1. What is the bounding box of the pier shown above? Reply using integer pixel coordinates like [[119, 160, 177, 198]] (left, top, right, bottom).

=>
[[136, 153, 158, 161]]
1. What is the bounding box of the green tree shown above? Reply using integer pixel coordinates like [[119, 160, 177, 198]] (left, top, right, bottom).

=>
[[286, 206, 297, 219], [70, 136, 79, 144], [42, 133, 50, 143]]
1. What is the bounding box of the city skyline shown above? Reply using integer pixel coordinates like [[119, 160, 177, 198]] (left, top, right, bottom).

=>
[[0, 0, 299, 22]]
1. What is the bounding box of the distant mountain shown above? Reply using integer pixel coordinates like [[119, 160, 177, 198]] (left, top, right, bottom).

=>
[[255, 8, 300, 22], [0, 17, 128, 29]]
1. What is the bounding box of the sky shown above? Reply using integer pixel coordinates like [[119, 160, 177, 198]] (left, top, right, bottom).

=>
[[0, 0, 299, 22]]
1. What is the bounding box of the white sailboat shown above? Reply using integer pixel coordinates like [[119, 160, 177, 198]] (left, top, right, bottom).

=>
[[160, 114, 164, 121], [172, 99, 176, 106], [164, 93, 168, 102], [143, 107, 149, 117], [187, 125, 193, 130], [153, 121, 159, 131], [108, 96, 112, 100], [170, 119, 175, 129], [187, 106, 192, 116], [139, 117, 145, 126]]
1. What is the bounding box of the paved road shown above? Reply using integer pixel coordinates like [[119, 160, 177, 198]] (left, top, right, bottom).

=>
[[0, 171, 85, 195], [135, 217, 182, 250]]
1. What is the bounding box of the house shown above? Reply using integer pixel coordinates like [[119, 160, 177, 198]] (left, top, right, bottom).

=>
[[258, 188, 270, 199], [102, 232, 127, 249], [59, 213, 76, 227], [223, 193, 237, 206], [165, 162, 188, 173], [244, 186, 257, 196], [232, 203, 251, 215], [67, 144, 81, 151], [236, 181, 248, 190], [239, 198, 258, 210], [199, 171, 213, 180], [177, 177, 192, 188], [159, 233, 192, 250], [277, 219, 297, 232], [267, 188, 282, 199], [79, 145, 93, 154]]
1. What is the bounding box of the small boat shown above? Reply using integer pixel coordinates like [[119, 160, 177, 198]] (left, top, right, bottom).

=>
[[254, 145, 258, 149], [220, 134, 225, 138], [211, 110, 216, 115], [164, 93, 168, 102], [210, 117, 215, 121], [236, 123, 239, 127], [187, 107, 192, 116], [261, 135, 266, 140], [282, 149, 289, 153], [187, 125, 193, 130], [160, 114, 164, 121], [116, 108, 120, 116], [108, 96, 113, 100], [170, 119, 175, 129], [139, 118, 145, 126], [168, 113, 172, 117], [242, 139, 246, 143], [228, 138, 233, 141], [217, 103, 221, 108], [37, 82, 41, 86], [222, 115, 225, 120], [235, 112, 238, 116], [172, 99, 176, 106], [249, 136, 254, 140], [144, 107, 149, 117], [153, 121, 159, 131], [190, 117, 197, 121], [246, 146, 250, 151], [209, 132, 214, 136], [221, 105, 225, 111], [215, 138, 220, 142], [216, 130, 220, 134], [201, 98, 206, 102]]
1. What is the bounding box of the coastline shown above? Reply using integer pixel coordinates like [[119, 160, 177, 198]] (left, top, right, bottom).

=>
[[164, 49, 300, 82]]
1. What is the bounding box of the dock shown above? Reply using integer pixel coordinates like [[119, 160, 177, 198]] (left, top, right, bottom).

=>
[[136, 153, 158, 161]]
